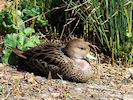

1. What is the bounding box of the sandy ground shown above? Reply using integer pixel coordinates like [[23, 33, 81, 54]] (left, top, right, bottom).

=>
[[0, 63, 133, 100]]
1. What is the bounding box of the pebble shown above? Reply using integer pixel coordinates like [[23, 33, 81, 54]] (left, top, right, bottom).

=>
[[34, 76, 47, 84], [128, 68, 133, 79], [50, 92, 60, 98]]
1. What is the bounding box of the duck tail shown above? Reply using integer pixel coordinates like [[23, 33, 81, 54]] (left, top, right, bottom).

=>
[[11, 48, 27, 59]]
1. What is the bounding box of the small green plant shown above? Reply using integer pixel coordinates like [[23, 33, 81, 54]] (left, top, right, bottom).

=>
[[0, 1, 49, 64], [0, 7, 17, 34], [2, 27, 40, 64]]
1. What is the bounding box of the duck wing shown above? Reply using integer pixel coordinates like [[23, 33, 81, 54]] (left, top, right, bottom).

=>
[[22, 43, 63, 77]]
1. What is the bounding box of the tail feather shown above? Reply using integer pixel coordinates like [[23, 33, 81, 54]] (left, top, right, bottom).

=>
[[11, 48, 27, 59]]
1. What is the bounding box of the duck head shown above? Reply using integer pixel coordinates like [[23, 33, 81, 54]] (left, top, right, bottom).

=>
[[63, 39, 90, 60]]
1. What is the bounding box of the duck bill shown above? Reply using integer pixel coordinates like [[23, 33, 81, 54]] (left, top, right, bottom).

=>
[[84, 52, 98, 62]]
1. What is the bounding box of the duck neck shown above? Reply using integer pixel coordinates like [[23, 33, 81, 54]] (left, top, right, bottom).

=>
[[61, 47, 70, 57]]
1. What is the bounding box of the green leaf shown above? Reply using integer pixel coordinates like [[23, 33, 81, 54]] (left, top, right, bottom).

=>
[[126, 32, 132, 38], [24, 40, 36, 48], [18, 18, 25, 31], [22, 8, 40, 17], [31, 35, 40, 44], [12, 24, 17, 29], [17, 33, 25, 50], [2, 48, 11, 64], [24, 27, 35, 36], [37, 15, 48, 26], [4, 33, 18, 48], [24, 35, 40, 49]]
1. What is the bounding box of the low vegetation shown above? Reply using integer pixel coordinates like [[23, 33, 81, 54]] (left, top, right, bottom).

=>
[[0, 0, 132, 65]]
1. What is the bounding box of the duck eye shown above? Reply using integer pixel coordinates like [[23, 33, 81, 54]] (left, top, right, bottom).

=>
[[80, 47, 85, 50]]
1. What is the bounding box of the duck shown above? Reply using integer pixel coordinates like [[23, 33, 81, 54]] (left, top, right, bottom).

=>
[[13, 39, 94, 82]]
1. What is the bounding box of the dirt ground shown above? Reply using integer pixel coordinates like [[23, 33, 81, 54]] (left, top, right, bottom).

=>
[[0, 63, 133, 100]]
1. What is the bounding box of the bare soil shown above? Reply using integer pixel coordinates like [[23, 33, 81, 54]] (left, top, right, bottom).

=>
[[0, 63, 133, 100]]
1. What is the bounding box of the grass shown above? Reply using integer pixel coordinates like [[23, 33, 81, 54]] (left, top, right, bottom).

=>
[[0, 0, 132, 65], [65, 0, 133, 64]]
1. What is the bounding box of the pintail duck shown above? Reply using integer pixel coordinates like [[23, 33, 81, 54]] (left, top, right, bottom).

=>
[[13, 39, 95, 82]]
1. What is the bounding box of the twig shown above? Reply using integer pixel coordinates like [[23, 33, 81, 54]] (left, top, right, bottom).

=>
[[87, 85, 126, 93], [67, 19, 80, 38], [1, 90, 11, 100], [22, 5, 66, 25], [60, 18, 76, 39]]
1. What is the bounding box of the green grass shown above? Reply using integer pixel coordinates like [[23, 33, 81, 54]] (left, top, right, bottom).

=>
[[65, 0, 133, 64], [0, 0, 132, 64]]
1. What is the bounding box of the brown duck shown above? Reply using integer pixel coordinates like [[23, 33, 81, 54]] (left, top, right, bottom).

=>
[[13, 39, 94, 82]]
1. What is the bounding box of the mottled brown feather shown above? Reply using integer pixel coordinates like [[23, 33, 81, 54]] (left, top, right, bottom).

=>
[[13, 39, 93, 82]]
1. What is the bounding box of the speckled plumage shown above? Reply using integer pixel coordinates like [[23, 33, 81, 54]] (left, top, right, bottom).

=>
[[17, 39, 93, 82]]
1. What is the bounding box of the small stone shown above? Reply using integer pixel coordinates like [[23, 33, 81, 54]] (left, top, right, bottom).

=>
[[128, 68, 133, 79], [48, 86, 54, 92], [51, 92, 60, 98], [34, 76, 47, 84], [123, 94, 133, 100]]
